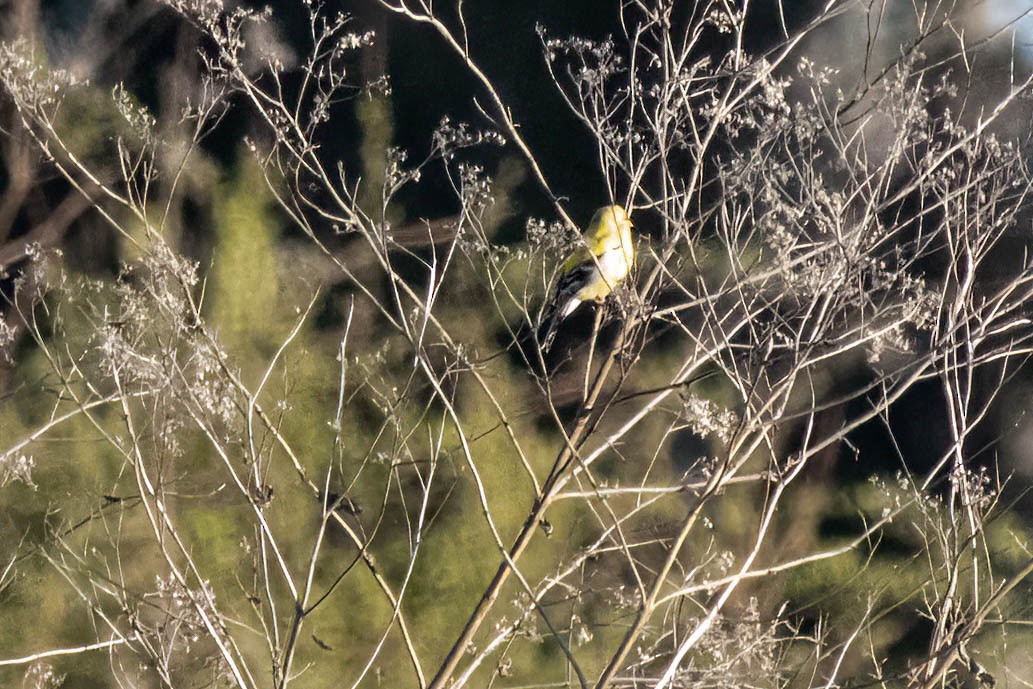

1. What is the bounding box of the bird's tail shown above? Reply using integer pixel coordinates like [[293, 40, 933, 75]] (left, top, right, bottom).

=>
[[539, 296, 581, 352]]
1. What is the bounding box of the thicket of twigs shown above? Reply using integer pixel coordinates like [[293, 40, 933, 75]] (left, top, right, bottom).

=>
[[3, 1, 1033, 688]]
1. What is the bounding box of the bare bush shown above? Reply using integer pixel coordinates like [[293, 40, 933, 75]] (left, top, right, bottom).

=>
[[3, 0, 1033, 688]]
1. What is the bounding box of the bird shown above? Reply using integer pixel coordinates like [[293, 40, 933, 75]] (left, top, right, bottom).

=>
[[540, 204, 635, 351]]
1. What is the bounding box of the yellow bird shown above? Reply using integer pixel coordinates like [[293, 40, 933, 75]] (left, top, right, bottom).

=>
[[541, 204, 635, 349]]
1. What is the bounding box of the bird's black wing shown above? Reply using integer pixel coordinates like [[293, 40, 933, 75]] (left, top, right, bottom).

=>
[[539, 260, 596, 351]]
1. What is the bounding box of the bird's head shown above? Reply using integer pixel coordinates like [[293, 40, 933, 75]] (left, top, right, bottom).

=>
[[590, 204, 634, 255], [594, 204, 631, 231], [595, 202, 632, 239]]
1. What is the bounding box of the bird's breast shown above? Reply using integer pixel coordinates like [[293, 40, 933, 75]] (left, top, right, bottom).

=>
[[598, 244, 632, 282]]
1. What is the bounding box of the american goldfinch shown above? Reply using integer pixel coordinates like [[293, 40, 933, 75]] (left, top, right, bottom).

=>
[[541, 204, 635, 350]]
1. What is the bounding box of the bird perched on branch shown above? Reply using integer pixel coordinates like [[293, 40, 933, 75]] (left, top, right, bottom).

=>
[[540, 204, 635, 350]]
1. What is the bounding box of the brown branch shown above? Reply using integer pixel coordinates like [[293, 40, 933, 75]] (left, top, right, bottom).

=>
[[0, 184, 97, 271]]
